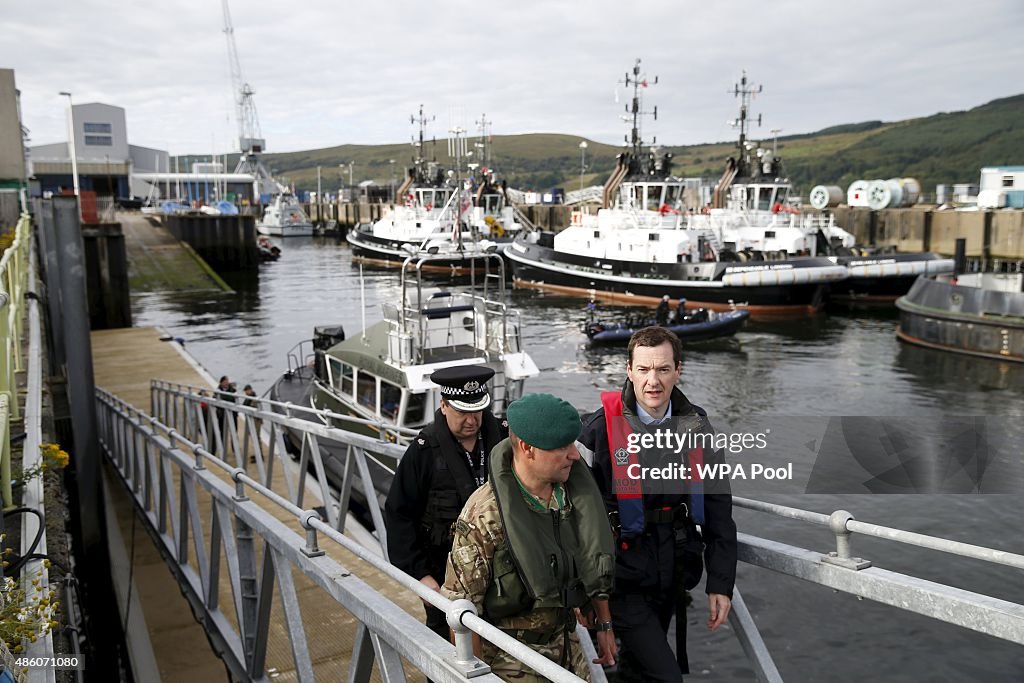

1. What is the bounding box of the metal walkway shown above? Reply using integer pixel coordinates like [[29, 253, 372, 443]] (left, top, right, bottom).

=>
[[96, 377, 1024, 681]]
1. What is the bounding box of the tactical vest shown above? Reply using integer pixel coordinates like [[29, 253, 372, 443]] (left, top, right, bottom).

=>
[[420, 411, 502, 548], [483, 439, 615, 620]]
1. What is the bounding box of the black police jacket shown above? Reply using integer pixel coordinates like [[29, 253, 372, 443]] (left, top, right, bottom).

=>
[[384, 409, 508, 582], [579, 382, 738, 598]]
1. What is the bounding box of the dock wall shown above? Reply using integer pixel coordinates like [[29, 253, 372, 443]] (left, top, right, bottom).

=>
[[821, 207, 1024, 261], [165, 214, 259, 270]]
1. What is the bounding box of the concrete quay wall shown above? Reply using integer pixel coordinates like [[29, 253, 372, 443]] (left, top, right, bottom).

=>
[[825, 207, 1024, 260]]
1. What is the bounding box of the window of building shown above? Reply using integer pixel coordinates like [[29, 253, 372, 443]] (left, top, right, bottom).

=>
[[1003, 176, 1015, 188], [84, 135, 112, 146], [83, 122, 112, 134]]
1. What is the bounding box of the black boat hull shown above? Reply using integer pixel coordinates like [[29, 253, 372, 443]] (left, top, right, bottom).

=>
[[895, 275, 1024, 362], [586, 309, 750, 344], [833, 253, 956, 304], [346, 227, 503, 272], [506, 239, 843, 317]]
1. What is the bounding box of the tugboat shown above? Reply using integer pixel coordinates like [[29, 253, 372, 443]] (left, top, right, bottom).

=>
[[691, 71, 953, 304], [895, 242, 1024, 362], [345, 106, 500, 272], [269, 252, 539, 496], [505, 60, 848, 318], [257, 193, 315, 236]]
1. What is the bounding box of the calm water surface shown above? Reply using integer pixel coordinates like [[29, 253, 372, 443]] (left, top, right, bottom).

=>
[[131, 237, 1024, 682]]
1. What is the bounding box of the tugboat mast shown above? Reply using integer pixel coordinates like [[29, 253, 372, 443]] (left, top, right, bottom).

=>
[[410, 104, 435, 183], [620, 58, 658, 166], [729, 71, 763, 177]]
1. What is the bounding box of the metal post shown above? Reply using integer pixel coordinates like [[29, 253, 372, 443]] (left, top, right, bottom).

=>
[[52, 196, 127, 677], [59, 92, 80, 202], [35, 199, 66, 372]]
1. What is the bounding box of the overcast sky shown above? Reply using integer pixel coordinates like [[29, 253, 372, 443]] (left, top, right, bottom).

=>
[[5, 0, 1023, 158]]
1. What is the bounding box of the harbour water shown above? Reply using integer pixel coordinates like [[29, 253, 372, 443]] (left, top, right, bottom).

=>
[[130, 237, 1024, 681]]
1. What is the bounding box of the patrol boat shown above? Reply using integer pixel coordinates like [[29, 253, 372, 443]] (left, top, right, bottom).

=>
[[689, 71, 954, 304], [269, 253, 539, 491], [345, 106, 501, 271], [257, 192, 315, 236]]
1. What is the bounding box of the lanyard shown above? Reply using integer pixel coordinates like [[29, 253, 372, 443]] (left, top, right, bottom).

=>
[[462, 439, 486, 487]]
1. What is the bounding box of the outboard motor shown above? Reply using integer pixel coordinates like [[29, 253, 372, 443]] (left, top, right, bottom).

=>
[[312, 325, 346, 380]]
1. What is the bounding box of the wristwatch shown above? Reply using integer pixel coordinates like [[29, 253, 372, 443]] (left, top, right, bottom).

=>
[[596, 621, 613, 632]]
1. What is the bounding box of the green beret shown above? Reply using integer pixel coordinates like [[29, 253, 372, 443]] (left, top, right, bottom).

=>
[[506, 393, 581, 450]]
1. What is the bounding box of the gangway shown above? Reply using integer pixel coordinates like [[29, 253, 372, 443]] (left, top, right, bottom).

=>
[[95, 377, 1024, 681]]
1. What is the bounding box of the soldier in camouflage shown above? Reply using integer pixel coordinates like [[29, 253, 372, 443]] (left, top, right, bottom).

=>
[[442, 393, 617, 682]]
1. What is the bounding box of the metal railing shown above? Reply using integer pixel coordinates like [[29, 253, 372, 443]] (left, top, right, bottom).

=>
[[20, 227, 56, 680], [1, 211, 32, 505], [99, 383, 589, 682], [733, 497, 1024, 645]]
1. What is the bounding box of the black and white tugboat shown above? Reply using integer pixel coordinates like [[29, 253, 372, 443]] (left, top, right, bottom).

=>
[[690, 71, 953, 305], [346, 106, 500, 272], [896, 242, 1024, 362], [505, 60, 848, 318], [270, 252, 539, 493]]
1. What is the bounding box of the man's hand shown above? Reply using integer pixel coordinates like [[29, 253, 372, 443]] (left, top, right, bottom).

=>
[[419, 575, 441, 604], [594, 630, 618, 666], [707, 593, 731, 631]]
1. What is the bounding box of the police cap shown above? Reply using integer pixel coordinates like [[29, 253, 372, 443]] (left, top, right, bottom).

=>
[[506, 393, 581, 450], [430, 365, 495, 412]]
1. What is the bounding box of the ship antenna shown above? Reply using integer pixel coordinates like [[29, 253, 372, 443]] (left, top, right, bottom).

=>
[[728, 71, 762, 176], [448, 124, 468, 251], [619, 58, 658, 171], [410, 104, 435, 181]]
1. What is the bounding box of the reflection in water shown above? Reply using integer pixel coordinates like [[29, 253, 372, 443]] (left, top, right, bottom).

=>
[[895, 343, 1024, 395], [129, 238, 1024, 682]]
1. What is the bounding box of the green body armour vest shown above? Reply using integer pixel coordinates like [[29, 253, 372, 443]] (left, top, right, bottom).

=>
[[483, 439, 615, 620]]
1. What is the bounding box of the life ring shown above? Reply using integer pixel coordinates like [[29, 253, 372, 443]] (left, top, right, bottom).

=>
[[425, 203, 433, 211]]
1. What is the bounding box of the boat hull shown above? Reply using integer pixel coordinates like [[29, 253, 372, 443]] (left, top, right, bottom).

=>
[[832, 254, 956, 304], [506, 239, 843, 317], [257, 222, 315, 237], [346, 228, 502, 272], [895, 276, 1024, 362], [587, 309, 750, 344]]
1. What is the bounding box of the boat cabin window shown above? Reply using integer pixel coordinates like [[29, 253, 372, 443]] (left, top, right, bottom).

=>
[[663, 185, 681, 206], [356, 372, 377, 411], [404, 392, 427, 425], [380, 380, 401, 420], [483, 195, 501, 213], [328, 359, 355, 397], [757, 187, 774, 211], [646, 185, 664, 211]]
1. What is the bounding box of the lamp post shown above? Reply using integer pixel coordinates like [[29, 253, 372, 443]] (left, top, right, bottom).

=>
[[389, 159, 396, 201], [578, 140, 588, 191], [770, 128, 782, 156], [59, 91, 80, 199]]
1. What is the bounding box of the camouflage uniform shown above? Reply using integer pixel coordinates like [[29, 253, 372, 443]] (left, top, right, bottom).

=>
[[442, 483, 591, 682]]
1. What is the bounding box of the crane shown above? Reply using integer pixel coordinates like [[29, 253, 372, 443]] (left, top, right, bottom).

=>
[[222, 0, 281, 197]]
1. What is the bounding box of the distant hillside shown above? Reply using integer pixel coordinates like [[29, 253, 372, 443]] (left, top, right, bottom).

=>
[[180, 94, 1024, 197]]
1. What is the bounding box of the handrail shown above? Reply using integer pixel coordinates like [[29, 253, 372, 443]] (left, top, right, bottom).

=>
[[20, 225, 57, 677], [97, 386, 585, 682], [734, 496, 1024, 571]]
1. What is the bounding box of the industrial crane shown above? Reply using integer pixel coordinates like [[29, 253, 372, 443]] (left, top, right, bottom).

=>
[[222, 0, 281, 197]]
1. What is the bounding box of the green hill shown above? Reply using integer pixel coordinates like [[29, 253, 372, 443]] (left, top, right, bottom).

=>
[[181, 94, 1024, 196]]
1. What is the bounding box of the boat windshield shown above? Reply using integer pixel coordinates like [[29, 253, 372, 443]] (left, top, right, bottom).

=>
[[404, 391, 428, 426], [381, 380, 402, 420]]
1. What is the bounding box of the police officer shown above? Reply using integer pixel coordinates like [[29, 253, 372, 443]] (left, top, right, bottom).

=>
[[578, 326, 737, 681], [442, 393, 617, 682], [384, 365, 508, 641]]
